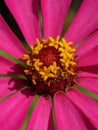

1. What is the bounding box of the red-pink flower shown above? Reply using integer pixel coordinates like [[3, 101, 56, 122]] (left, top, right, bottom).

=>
[[0, 0, 98, 130]]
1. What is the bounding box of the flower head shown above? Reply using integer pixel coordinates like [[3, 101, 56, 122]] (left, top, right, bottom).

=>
[[23, 36, 76, 96], [0, 0, 98, 130]]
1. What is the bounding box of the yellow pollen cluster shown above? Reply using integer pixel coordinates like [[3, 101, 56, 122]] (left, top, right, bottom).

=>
[[39, 61, 60, 81], [23, 36, 76, 86]]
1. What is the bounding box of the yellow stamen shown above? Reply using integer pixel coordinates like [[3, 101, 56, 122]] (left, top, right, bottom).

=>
[[23, 54, 29, 59], [26, 60, 31, 66], [23, 36, 76, 86], [48, 37, 55, 43]]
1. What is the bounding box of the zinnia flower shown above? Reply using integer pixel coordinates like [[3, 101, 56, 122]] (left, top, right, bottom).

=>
[[0, 0, 98, 130]]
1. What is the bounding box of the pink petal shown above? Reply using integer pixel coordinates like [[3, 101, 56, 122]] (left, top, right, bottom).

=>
[[41, 0, 72, 39], [0, 77, 27, 98], [65, 0, 98, 44], [0, 57, 26, 98], [54, 92, 95, 130], [75, 72, 98, 94], [66, 88, 98, 129], [4, 0, 41, 44], [0, 89, 34, 130], [77, 65, 98, 74], [75, 31, 98, 60], [26, 96, 54, 130], [0, 56, 23, 74], [0, 15, 25, 58], [77, 46, 98, 67]]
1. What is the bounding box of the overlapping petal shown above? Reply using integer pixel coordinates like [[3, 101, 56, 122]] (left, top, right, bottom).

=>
[[0, 56, 23, 74], [77, 65, 98, 74], [0, 77, 26, 98], [0, 15, 25, 58], [0, 89, 34, 130], [66, 88, 98, 129], [77, 46, 98, 67], [41, 0, 72, 39], [26, 96, 54, 130], [54, 92, 95, 130], [65, 0, 98, 44], [0, 56, 26, 98], [4, 0, 41, 44], [75, 31, 98, 59], [74, 72, 98, 94]]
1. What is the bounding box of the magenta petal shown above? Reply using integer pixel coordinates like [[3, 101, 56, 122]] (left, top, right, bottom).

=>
[[4, 0, 41, 44], [26, 96, 54, 130], [0, 77, 27, 98], [77, 46, 98, 67], [77, 65, 98, 74], [0, 56, 15, 74], [66, 88, 98, 129], [0, 56, 23, 74], [41, 0, 72, 39], [75, 72, 98, 94], [75, 31, 98, 59], [0, 57, 26, 98], [0, 89, 34, 130], [65, 0, 98, 44], [54, 92, 95, 130], [0, 15, 25, 58]]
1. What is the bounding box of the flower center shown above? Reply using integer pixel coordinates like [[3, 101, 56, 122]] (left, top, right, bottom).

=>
[[23, 36, 76, 96], [38, 46, 58, 66]]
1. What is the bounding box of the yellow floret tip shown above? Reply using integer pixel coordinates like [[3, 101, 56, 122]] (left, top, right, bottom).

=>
[[48, 37, 55, 43], [23, 54, 29, 59], [23, 36, 76, 85]]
